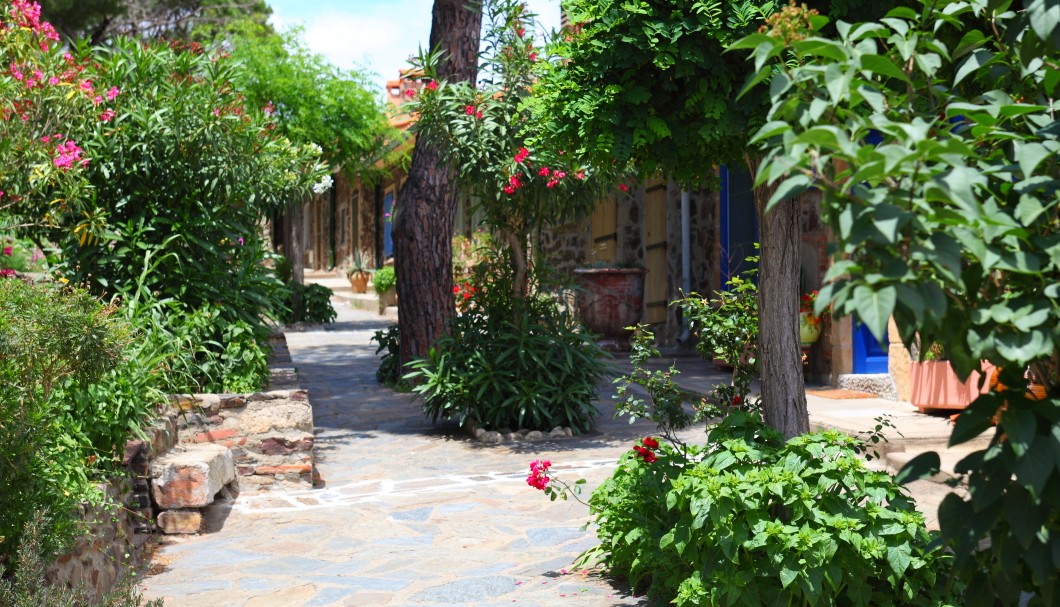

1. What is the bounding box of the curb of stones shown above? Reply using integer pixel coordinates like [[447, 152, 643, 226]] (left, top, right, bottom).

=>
[[464, 419, 575, 444]]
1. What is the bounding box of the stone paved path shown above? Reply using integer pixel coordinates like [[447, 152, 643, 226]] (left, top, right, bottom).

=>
[[139, 302, 705, 606]]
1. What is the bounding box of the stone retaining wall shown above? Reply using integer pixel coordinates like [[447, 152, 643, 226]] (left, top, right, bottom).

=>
[[167, 390, 315, 490]]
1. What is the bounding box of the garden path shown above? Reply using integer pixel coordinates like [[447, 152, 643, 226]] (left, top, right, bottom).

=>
[[138, 301, 701, 607]]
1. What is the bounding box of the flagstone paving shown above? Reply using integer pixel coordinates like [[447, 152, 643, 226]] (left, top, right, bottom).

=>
[[139, 297, 965, 606], [138, 302, 705, 606]]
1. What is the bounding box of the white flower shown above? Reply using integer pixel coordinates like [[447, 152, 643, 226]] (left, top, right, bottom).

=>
[[312, 175, 334, 195]]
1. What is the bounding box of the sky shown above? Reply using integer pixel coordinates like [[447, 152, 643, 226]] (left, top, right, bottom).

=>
[[267, 0, 563, 91]]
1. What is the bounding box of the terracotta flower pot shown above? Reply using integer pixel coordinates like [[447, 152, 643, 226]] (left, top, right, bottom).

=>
[[348, 271, 369, 294], [910, 360, 996, 412], [573, 267, 646, 351]]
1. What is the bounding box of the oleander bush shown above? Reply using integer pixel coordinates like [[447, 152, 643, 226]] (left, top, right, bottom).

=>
[[407, 253, 607, 433]]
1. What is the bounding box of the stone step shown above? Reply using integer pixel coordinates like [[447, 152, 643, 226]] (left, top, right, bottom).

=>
[[151, 443, 236, 509]]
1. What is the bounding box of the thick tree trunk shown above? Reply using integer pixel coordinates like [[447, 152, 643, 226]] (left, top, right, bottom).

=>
[[393, 0, 482, 372], [746, 154, 809, 439]]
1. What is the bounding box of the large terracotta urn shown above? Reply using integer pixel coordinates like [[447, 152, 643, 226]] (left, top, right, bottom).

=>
[[573, 267, 646, 351]]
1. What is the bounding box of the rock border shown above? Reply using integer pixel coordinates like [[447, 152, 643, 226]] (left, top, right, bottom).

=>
[[464, 420, 575, 444]]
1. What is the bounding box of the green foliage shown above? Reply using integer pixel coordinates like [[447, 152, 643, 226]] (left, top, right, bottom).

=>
[[612, 326, 696, 443], [373, 265, 396, 294], [0, 512, 162, 607], [678, 260, 760, 409], [371, 324, 403, 388], [407, 253, 608, 433], [0, 280, 127, 563], [287, 283, 336, 325], [583, 412, 957, 606], [533, 0, 779, 186], [227, 26, 390, 175], [747, 0, 1060, 601]]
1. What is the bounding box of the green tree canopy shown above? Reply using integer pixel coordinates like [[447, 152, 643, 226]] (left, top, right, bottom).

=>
[[39, 0, 272, 44], [226, 26, 392, 176]]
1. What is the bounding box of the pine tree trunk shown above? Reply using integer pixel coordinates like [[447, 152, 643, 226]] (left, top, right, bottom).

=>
[[393, 0, 482, 372], [746, 154, 809, 439]]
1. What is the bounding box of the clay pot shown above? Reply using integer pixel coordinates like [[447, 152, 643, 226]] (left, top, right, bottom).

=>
[[573, 267, 646, 351], [348, 271, 370, 294]]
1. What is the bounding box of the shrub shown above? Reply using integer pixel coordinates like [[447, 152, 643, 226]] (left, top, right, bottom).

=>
[[288, 283, 336, 325], [0, 512, 162, 607], [582, 412, 958, 606], [371, 324, 402, 387], [373, 265, 396, 294], [407, 256, 607, 433], [0, 279, 127, 563]]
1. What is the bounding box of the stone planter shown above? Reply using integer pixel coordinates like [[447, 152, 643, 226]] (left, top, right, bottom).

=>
[[799, 312, 821, 346], [377, 289, 397, 314], [910, 360, 996, 412], [348, 271, 370, 294], [573, 267, 646, 351]]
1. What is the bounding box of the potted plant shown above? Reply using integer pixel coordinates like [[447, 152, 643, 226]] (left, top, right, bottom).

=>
[[799, 290, 822, 346], [573, 261, 646, 351], [909, 343, 996, 413], [346, 251, 371, 294], [373, 265, 397, 314]]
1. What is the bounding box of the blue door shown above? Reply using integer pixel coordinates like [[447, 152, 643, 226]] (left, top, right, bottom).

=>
[[853, 320, 889, 373], [383, 192, 394, 260], [719, 165, 759, 286]]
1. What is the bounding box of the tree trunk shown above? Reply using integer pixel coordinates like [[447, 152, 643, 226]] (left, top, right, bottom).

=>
[[393, 0, 482, 372], [746, 154, 809, 439]]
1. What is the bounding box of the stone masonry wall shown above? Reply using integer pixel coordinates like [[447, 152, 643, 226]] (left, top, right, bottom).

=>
[[167, 390, 315, 490]]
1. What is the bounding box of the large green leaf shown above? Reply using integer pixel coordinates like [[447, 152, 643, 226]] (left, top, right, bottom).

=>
[[852, 285, 896, 342]]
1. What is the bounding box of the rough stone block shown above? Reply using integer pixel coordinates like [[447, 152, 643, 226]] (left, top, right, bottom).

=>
[[157, 510, 203, 534], [151, 444, 235, 509], [256, 434, 314, 455], [241, 403, 312, 434], [219, 395, 247, 409]]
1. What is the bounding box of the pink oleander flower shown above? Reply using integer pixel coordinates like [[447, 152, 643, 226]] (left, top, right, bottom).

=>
[[465, 105, 476, 116], [92, 95, 103, 106], [538, 166, 550, 177], [503, 185, 516, 195], [553, 171, 566, 180], [0, 268, 15, 278], [106, 86, 120, 101], [546, 179, 559, 189], [514, 147, 529, 164], [48, 76, 59, 85], [619, 183, 629, 193], [508, 175, 522, 189], [53, 140, 86, 170], [425, 80, 438, 91], [40, 135, 50, 143], [80, 79, 93, 93], [2, 246, 12, 256], [517, 27, 525, 37], [100, 109, 116, 122], [475, 110, 483, 119], [529, 52, 537, 62], [403, 88, 415, 98]]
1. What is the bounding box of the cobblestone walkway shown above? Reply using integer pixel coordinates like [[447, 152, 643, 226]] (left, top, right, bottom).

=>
[[139, 302, 702, 606]]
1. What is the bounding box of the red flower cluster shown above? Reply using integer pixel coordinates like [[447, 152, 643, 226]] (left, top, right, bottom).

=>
[[452, 281, 476, 300], [464, 104, 483, 119], [632, 436, 659, 463], [425, 80, 438, 91], [526, 459, 551, 490], [514, 146, 529, 164]]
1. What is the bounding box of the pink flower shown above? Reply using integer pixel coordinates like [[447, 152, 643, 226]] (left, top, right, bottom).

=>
[[213, 108, 221, 117], [553, 171, 566, 180], [0, 268, 15, 279], [92, 95, 103, 106], [526, 460, 551, 490], [404, 88, 415, 98], [475, 110, 483, 119], [503, 185, 516, 195], [619, 183, 629, 193], [538, 166, 550, 177], [575, 171, 586, 180], [238, 237, 244, 246], [80, 79, 93, 93], [514, 147, 530, 164], [517, 27, 525, 37], [546, 179, 559, 189], [509, 175, 522, 189], [529, 52, 537, 62], [106, 86, 120, 101], [425, 80, 438, 91], [2, 246, 12, 256], [465, 105, 476, 116], [40, 135, 50, 143], [53, 140, 86, 170], [48, 76, 59, 85]]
